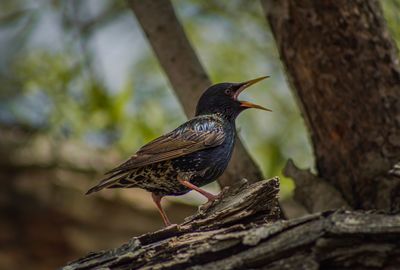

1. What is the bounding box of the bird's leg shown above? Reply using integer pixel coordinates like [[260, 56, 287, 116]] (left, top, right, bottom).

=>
[[178, 178, 218, 202], [151, 193, 171, 226]]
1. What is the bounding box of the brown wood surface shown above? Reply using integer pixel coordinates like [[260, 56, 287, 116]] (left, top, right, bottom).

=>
[[262, 0, 400, 211], [63, 178, 400, 270]]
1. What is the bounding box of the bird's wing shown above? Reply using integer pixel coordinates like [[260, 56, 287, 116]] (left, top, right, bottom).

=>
[[85, 116, 226, 194], [107, 116, 226, 175]]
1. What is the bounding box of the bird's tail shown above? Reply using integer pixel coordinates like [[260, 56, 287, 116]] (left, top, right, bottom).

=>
[[85, 182, 109, 195], [85, 171, 129, 195]]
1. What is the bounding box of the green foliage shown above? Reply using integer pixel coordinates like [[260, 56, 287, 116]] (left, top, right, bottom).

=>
[[383, 0, 400, 49], [11, 49, 178, 154]]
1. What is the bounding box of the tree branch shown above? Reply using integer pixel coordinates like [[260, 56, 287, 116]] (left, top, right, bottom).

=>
[[284, 159, 350, 213], [63, 177, 400, 269]]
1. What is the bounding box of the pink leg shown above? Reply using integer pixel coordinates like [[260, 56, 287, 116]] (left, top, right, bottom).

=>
[[151, 193, 171, 226], [178, 178, 218, 202]]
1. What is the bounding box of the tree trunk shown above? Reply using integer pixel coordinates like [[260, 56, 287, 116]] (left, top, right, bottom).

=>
[[127, 0, 263, 187], [63, 178, 400, 270], [262, 0, 400, 212]]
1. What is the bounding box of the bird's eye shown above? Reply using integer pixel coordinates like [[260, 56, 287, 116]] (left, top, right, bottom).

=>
[[225, 89, 232, 95]]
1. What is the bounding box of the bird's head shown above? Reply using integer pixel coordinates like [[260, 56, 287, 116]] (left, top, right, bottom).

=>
[[195, 76, 271, 119]]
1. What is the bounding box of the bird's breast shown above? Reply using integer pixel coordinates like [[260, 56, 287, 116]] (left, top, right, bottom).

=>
[[172, 125, 235, 186]]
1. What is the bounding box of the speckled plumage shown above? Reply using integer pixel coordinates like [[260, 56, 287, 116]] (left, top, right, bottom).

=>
[[87, 114, 235, 196], [86, 76, 270, 226]]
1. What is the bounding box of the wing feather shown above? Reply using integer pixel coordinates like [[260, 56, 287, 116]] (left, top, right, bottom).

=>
[[86, 116, 226, 194], [106, 116, 225, 175]]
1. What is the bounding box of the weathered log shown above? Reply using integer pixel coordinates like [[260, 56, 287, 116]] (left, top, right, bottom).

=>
[[62, 178, 400, 270]]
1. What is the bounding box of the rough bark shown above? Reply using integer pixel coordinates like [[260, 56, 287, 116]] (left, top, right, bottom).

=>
[[127, 0, 263, 187], [63, 178, 400, 270], [262, 0, 400, 211]]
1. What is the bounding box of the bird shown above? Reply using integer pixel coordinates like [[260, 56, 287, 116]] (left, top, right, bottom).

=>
[[86, 76, 271, 226]]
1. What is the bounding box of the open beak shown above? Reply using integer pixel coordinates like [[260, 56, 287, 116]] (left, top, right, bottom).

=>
[[234, 76, 272, 112], [240, 101, 272, 111]]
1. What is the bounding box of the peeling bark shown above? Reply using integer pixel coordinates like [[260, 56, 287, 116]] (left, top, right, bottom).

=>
[[262, 0, 400, 211], [63, 178, 400, 270], [127, 0, 263, 187]]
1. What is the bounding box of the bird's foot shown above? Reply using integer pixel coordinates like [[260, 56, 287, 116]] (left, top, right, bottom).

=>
[[199, 186, 231, 212], [164, 223, 179, 229], [199, 197, 216, 213], [204, 192, 219, 203]]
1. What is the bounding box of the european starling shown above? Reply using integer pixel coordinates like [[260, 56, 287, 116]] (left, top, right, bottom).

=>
[[86, 76, 271, 226]]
